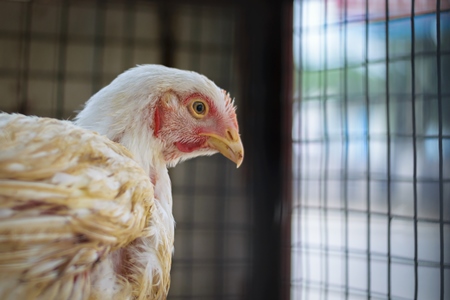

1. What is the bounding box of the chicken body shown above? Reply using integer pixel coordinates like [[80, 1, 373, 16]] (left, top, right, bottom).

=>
[[0, 65, 243, 299], [0, 114, 168, 299]]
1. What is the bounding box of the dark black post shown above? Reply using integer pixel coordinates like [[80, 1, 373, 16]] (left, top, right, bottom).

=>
[[238, 0, 292, 299]]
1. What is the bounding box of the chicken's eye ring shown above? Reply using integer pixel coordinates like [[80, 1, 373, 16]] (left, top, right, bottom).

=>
[[188, 99, 209, 119]]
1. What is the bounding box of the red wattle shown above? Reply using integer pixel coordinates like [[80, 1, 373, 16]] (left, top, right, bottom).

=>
[[153, 107, 160, 137], [175, 141, 202, 153]]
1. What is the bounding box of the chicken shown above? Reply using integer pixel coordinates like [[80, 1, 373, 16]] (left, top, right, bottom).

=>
[[0, 115, 154, 299], [0, 65, 244, 300]]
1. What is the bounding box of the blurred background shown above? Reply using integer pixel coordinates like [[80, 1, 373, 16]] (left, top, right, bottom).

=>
[[0, 0, 449, 299], [292, 1, 450, 299]]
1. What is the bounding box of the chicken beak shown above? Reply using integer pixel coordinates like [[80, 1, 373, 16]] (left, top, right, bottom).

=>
[[200, 129, 244, 168]]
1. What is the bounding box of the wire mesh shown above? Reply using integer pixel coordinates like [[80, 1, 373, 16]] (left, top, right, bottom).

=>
[[0, 1, 250, 299], [292, 0, 450, 299]]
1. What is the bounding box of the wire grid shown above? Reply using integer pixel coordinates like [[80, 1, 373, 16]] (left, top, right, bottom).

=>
[[0, 1, 250, 299], [292, 0, 450, 299]]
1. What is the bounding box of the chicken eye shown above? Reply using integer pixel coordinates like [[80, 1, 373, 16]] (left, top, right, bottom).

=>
[[193, 102, 205, 114], [189, 100, 209, 118]]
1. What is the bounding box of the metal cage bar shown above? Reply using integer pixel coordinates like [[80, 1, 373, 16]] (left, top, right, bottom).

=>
[[410, 1, 419, 299], [384, 0, 392, 297], [436, 2, 445, 300]]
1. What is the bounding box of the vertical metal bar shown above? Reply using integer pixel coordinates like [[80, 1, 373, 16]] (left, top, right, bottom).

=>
[[158, 2, 174, 68], [122, 0, 135, 70], [300, 1, 310, 296], [384, 0, 392, 298], [17, 1, 32, 115], [92, 0, 105, 94], [316, 2, 324, 298], [190, 9, 202, 70], [410, 0, 419, 299], [436, 1, 444, 299], [215, 162, 227, 300], [343, 0, 349, 297], [55, 0, 69, 119], [183, 10, 203, 298], [296, 2, 303, 298], [215, 13, 231, 300], [322, 1, 330, 299], [364, 0, 371, 297], [303, 168, 309, 298]]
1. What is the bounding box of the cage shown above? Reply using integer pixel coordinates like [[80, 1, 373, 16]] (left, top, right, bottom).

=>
[[1, 0, 449, 299], [292, 0, 450, 299]]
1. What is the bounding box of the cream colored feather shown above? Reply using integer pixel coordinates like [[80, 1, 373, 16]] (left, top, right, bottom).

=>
[[0, 114, 171, 299]]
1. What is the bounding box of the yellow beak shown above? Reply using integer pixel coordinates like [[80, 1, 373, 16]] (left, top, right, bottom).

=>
[[200, 129, 244, 168]]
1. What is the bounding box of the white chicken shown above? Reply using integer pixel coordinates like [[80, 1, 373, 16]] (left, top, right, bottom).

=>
[[0, 65, 244, 300]]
